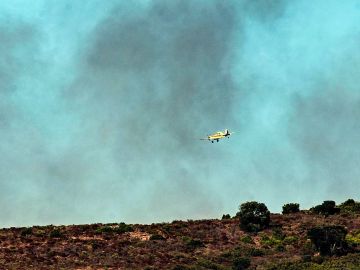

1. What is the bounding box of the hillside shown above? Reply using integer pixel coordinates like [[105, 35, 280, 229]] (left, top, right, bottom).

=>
[[1, 208, 360, 269]]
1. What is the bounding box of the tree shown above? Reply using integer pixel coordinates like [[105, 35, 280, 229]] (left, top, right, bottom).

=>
[[282, 203, 300, 214], [222, 214, 231, 220], [238, 201, 270, 232], [307, 225, 348, 256]]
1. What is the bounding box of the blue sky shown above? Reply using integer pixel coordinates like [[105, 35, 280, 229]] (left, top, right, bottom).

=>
[[1, 0, 360, 227]]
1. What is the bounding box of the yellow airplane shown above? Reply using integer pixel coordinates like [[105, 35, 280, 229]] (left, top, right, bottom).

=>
[[200, 129, 235, 143]]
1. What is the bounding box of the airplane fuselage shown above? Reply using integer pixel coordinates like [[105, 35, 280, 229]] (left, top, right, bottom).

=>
[[207, 131, 230, 142]]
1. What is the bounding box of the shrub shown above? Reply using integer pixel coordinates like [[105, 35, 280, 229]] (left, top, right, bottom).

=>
[[232, 257, 251, 270], [283, 236, 298, 245], [241, 235, 254, 244], [49, 228, 62, 238], [96, 223, 133, 234], [20, 227, 32, 237], [260, 234, 282, 248], [115, 222, 133, 233], [149, 234, 165, 241], [310, 201, 340, 216], [238, 201, 270, 232], [182, 237, 204, 249], [272, 227, 285, 240], [282, 203, 300, 214], [345, 230, 360, 247], [245, 247, 264, 257], [96, 226, 113, 234], [186, 238, 204, 249], [339, 199, 360, 214], [307, 225, 348, 256], [197, 258, 227, 269], [275, 244, 285, 252]]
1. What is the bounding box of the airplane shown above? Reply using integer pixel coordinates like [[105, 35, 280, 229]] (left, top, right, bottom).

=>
[[200, 129, 235, 143]]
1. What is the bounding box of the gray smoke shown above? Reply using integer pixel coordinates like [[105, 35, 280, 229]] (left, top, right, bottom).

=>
[[1, 0, 360, 226]]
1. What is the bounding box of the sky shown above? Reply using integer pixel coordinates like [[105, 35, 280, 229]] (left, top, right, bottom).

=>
[[0, 0, 360, 227]]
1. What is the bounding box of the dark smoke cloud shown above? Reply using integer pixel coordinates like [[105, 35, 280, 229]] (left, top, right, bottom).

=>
[[0, 20, 45, 225], [62, 0, 240, 222], [290, 88, 360, 200], [2, 0, 360, 226]]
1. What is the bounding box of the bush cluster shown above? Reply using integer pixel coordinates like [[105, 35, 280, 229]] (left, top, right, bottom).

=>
[[310, 201, 340, 216], [96, 222, 133, 234], [116, 222, 134, 233], [339, 199, 360, 214], [282, 203, 300, 214]]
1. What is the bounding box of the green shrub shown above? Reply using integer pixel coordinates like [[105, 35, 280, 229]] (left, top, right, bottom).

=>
[[241, 235, 254, 244], [115, 222, 133, 233], [267, 253, 360, 270], [96, 223, 133, 234], [275, 244, 286, 252], [149, 234, 165, 241], [307, 225, 348, 256], [282, 203, 300, 214], [20, 227, 32, 237], [96, 226, 113, 234], [272, 227, 285, 240], [260, 235, 282, 248], [339, 199, 360, 214], [345, 230, 360, 247], [283, 236, 298, 245], [232, 257, 251, 270], [197, 258, 227, 270], [245, 247, 264, 257], [49, 228, 62, 238], [310, 201, 340, 216], [238, 201, 270, 232], [183, 237, 204, 249]]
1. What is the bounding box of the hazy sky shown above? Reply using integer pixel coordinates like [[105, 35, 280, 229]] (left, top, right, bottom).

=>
[[1, 0, 360, 227]]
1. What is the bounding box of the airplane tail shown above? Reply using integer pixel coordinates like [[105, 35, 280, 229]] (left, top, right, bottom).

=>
[[225, 129, 230, 136]]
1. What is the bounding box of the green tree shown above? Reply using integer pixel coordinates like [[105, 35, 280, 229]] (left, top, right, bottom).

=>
[[282, 203, 300, 214], [238, 201, 270, 232], [307, 225, 348, 256]]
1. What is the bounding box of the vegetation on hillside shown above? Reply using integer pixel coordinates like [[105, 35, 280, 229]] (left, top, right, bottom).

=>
[[0, 199, 359, 269]]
